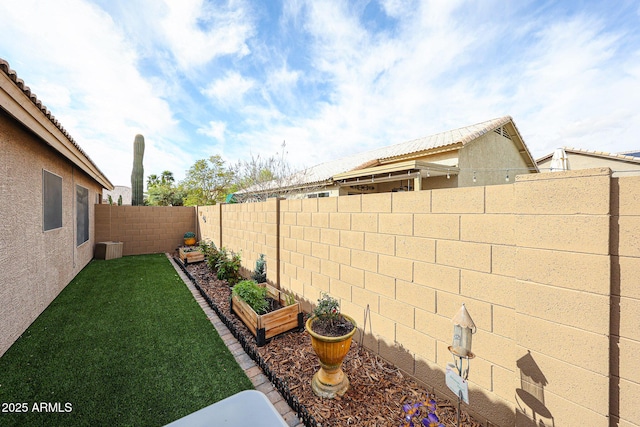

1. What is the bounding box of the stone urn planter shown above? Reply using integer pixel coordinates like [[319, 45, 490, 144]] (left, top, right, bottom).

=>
[[305, 294, 357, 398], [183, 231, 196, 246]]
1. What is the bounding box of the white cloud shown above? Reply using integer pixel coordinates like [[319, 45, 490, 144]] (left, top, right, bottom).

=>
[[2, 0, 639, 185], [160, 0, 254, 69], [0, 0, 187, 186], [201, 71, 255, 106], [197, 120, 227, 142], [509, 14, 640, 156]]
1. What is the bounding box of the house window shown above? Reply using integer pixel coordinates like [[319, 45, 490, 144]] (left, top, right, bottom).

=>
[[76, 185, 89, 246], [43, 170, 63, 231], [307, 192, 329, 198]]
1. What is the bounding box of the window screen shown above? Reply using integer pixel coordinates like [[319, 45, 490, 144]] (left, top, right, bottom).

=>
[[43, 170, 63, 231], [76, 185, 89, 245]]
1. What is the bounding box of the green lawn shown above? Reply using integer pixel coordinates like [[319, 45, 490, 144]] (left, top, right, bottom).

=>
[[0, 254, 253, 427]]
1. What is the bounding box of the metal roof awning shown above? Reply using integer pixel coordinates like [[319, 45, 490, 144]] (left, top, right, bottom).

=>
[[334, 160, 460, 187]]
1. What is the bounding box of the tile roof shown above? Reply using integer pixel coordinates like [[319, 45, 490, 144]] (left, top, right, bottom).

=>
[[0, 58, 112, 188], [299, 115, 518, 185]]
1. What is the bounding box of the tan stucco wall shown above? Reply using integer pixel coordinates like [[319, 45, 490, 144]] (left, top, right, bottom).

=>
[[196, 168, 638, 427], [0, 109, 102, 357], [94, 205, 196, 256], [458, 131, 534, 186]]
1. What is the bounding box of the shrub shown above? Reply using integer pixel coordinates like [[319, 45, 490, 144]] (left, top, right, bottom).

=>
[[313, 293, 340, 322], [251, 254, 266, 283], [232, 280, 268, 314], [199, 240, 223, 272], [215, 248, 242, 286]]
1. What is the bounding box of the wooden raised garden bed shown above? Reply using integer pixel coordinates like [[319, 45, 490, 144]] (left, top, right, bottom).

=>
[[179, 247, 205, 264], [231, 283, 303, 346]]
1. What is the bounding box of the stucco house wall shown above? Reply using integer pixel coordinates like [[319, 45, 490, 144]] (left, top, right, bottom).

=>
[[538, 148, 640, 177], [458, 126, 532, 186], [0, 110, 105, 357], [0, 59, 112, 357]]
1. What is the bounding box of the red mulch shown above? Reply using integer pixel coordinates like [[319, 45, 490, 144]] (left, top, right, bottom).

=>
[[183, 260, 481, 427]]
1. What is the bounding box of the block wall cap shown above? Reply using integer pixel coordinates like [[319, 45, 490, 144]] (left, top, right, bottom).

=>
[[516, 167, 611, 182]]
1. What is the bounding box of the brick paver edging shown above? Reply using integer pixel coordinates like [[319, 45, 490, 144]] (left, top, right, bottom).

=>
[[166, 254, 313, 427]]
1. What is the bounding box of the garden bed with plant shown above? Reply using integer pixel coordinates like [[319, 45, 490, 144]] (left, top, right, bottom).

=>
[[177, 247, 481, 427]]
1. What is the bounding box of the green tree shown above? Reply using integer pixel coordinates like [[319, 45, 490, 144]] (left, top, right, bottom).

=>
[[147, 174, 159, 187], [146, 170, 184, 206], [182, 155, 234, 206], [160, 170, 174, 184]]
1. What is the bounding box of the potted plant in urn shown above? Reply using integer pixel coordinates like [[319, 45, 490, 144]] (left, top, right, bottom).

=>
[[305, 293, 357, 398], [183, 231, 196, 246]]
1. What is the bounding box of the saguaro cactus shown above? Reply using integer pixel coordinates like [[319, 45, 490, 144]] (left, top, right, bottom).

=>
[[130, 134, 145, 206]]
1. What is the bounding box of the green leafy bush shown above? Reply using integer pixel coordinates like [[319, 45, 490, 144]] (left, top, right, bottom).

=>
[[215, 248, 242, 286], [199, 240, 223, 272], [233, 280, 268, 314]]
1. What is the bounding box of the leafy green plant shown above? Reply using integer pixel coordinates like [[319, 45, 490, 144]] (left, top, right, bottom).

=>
[[200, 240, 224, 273], [232, 280, 268, 314], [215, 248, 242, 286], [313, 293, 340, 323], [251, 254, 266, 283], [183, 231, 195, 239], [283, 291, 296, 307], [198, 239, 214, 255]]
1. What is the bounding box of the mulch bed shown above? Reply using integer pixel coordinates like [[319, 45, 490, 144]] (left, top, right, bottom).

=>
[[181, 259, 481, 427]]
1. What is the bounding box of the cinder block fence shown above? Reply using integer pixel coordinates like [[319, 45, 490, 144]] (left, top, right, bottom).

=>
[[93, 168, 639, 427]]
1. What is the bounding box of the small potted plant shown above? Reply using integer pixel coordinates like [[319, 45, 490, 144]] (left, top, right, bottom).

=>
[[305, 293, 357, 398], [183, 231, 196, 246]]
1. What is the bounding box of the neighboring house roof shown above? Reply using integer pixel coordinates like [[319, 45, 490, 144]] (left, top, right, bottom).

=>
[[536, 147, 640, 166], [290, 115, 535, 187], [616, 150, 640, 158], [0, 58, 113, 190]]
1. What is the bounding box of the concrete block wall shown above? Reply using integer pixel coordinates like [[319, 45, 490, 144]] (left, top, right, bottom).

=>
[[209, 199, 279, 283], [94, 205, 196, 256], [276, 186, 519, 425], [611, 176, 640, 427], [196, 168, 638, 427], [197, 204, 222, 249], [513, 168, 612, 427]]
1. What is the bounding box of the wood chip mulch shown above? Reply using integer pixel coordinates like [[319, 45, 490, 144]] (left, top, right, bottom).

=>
[[182, 260, 481, 427]]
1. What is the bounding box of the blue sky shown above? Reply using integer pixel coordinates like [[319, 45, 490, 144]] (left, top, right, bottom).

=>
[[1, 0, 639, 187]]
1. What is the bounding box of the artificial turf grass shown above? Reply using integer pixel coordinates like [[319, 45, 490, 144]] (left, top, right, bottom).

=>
[[0, 254, 253, 427]]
